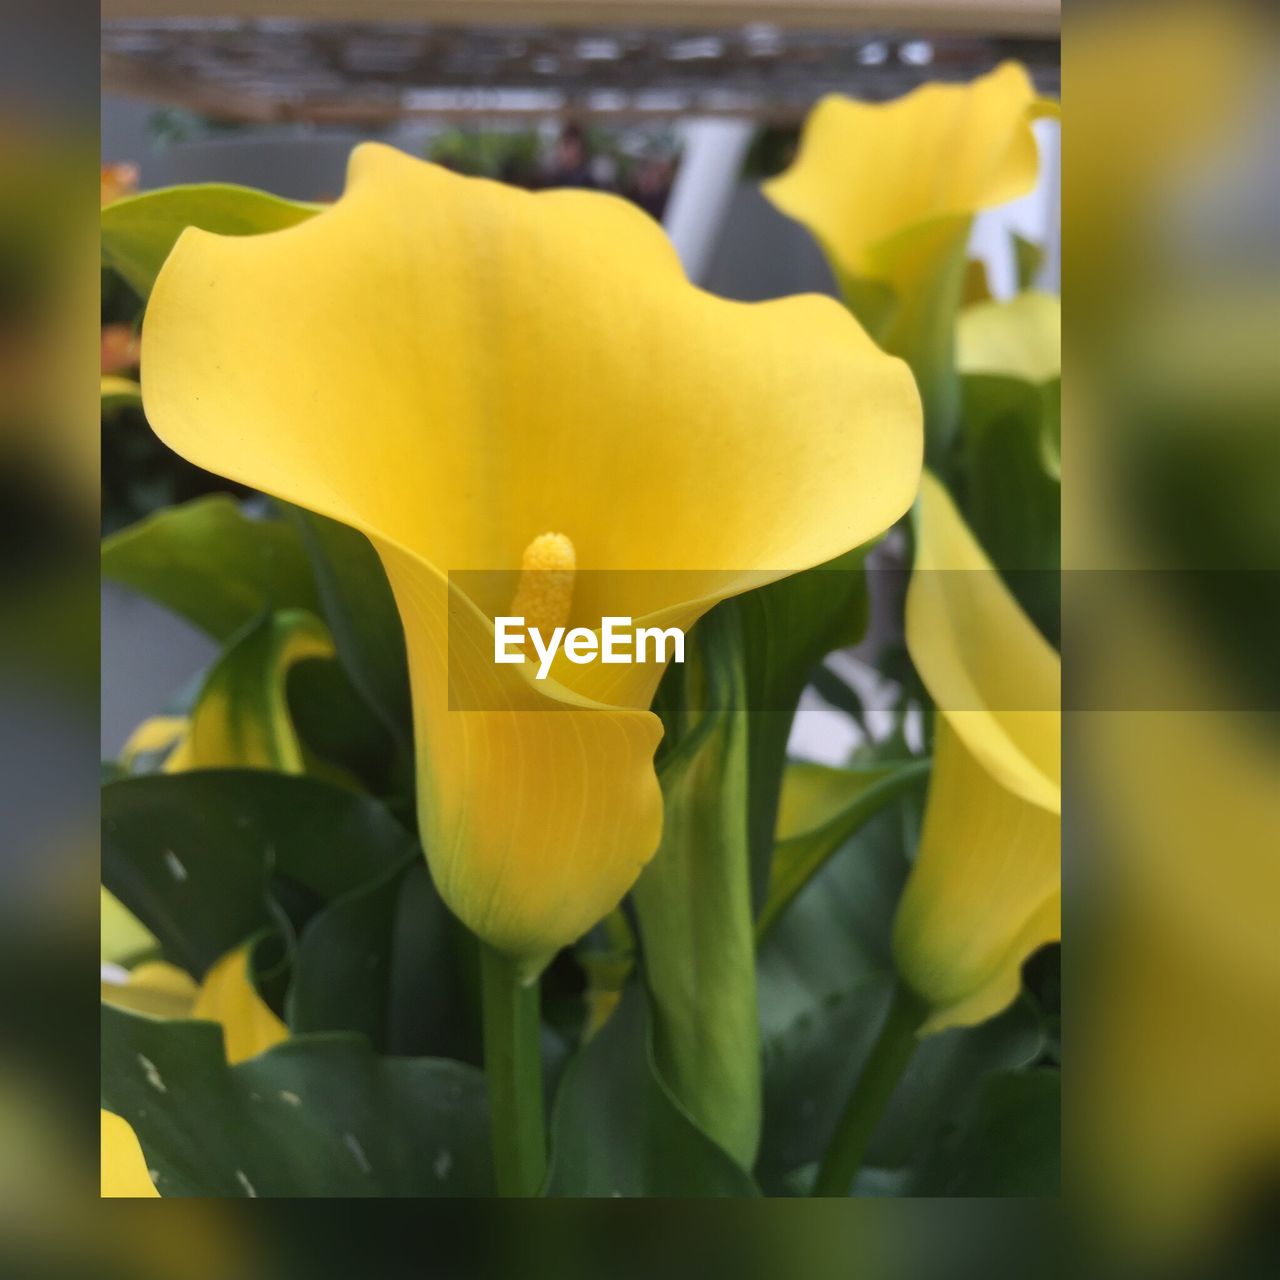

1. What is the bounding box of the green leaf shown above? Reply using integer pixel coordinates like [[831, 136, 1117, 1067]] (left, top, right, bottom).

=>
[[757, 802, 909, 1042], [102, 496, 321, 643], [960, 373, 1061, 643], [288, 858, 480, 1063], [101, 770, 416, 977], [102, 1003, 491, 1196], [101, 184, 318, 298], [285, 507, 412, 742], [284, 657, 402, 796], [840, 214, 972, 461], [1040, 376, 1062, 480], [1012, 232, 1045, 292], [758, 979, 1044, 1194], [737, 548, 872, 914], [757, 972, 893, 1194], [633, 606, 759, 1168], [544, 987, 758, 1197], [287, 860, 412, 1048], [911, 1068, 1060, 1196], [756, 758, 931, 939], [807, 662, 867, 725], [869, 997, 1045, 1169]]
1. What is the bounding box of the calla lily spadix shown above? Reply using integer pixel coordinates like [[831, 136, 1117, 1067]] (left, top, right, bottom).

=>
[[141, 143, 922, 966], [893, 472, 1061, 1033]]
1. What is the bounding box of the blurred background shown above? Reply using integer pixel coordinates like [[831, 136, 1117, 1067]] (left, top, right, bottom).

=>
[[99, 3, 1060, 763]]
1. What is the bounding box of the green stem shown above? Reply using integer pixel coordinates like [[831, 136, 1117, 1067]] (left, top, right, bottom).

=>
[[812, 982, 925, 1196], [479, 944, 546, 1196]]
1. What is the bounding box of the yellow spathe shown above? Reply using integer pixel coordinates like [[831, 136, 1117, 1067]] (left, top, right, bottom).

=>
[[101, 944, 287, 1065], [893, 473, 1060, 1032], [101, 1109, 160, 1198], [956, 290, 1061, 385], [763, 62, 1055, 444], [763, 63, 1053, 289], [141, 142, 922, 962]]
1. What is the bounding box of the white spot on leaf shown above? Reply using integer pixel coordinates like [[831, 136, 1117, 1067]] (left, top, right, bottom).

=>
[[344, 1133, 372, 1174], [162, 849, 188, 882], [137, 1054, 166, 1093], [235, 1169, 258, 1197]]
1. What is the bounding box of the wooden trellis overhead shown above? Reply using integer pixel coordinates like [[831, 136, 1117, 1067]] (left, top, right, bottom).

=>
[[102, 12, 1058, 125], [103, 1, 1058, 35]]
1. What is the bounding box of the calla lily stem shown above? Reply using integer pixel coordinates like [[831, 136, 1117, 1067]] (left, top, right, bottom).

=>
[[812, 982, 925, 1196], [480, 944, 547, 1196]]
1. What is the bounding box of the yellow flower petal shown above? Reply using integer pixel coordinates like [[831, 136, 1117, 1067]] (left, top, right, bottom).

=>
[[101, 1110, 159, 1197], [893, 473, 1060, 1032], [141, 143, 922, 959], [906, 472, 1059, 812], [894, 720, 1060, 1034], [957, 291, 1061, 384], [101, 960, 198, 1020], [119, 714, 188, 769], [100, 887, 157, 963], [191, 945, 288, 1065]]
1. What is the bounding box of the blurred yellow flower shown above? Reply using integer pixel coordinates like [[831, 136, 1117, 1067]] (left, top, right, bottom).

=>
[[140, 143, 922, 964], [101, 944, 287, 1064], [101, 886, 156, 963], [764, 62, 1056, 446], [956, 290, 1061, 385], [892, 472, 1060, 1032], [1082, 581, 1280, 1241], [101, 1109, 160, 1197]]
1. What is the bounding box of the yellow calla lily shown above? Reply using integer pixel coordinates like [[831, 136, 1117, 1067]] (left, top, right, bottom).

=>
[[764, 62, 1056, 446], [101, 944, 287, 1064], [892, 472, 1060, 1033], [956, 290, 1061, 385], [140, 142, 922, 963], [101, 1109, 160, 1197], [118, 611, 333, 775], [163, 610, 333, 773]]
